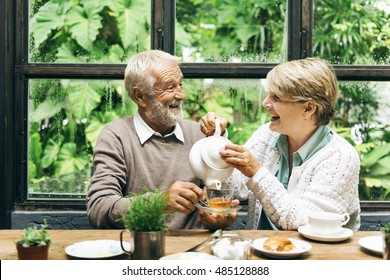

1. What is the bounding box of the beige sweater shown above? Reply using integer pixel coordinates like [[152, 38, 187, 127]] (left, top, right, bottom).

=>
[[86, 116, 204, 229]]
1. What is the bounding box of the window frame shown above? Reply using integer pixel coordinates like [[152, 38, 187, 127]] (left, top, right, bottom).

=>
[[1, 0, 389, 228]]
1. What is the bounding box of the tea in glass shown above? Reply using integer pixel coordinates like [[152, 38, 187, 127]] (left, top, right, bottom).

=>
[[205, 187, 234, 209]]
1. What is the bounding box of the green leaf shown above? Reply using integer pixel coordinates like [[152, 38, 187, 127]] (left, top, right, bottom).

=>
[[361, 143, 390, 168], [67, 83, 102, 119], [364, 176, 390, 188], [67, 3, 103, 52], [29, 100, 64, 123], [29, 133, 42, 167], [105, 44, 125, 62], [85, 111, 120, 147], [56, 43, 83, 63], [54, 143, 89, 176], [30, 2, 68, 48], [117, 0, 150, 49], [369, 157, 390, 176], [42, 139, 61, 169]]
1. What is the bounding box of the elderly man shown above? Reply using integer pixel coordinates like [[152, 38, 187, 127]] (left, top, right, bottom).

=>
[[86, 50, 237, 230]]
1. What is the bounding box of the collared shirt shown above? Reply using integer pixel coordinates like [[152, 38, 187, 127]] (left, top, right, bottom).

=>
[[258, 125, 333, 230], [133, 111, 185, 145]]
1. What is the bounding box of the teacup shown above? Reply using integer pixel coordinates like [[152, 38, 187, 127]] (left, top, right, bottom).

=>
[[205, 186, 234, 209], [307, 211, 350, 236]]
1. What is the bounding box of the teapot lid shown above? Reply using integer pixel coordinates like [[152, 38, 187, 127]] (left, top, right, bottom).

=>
[[201, 136, 230, 170]]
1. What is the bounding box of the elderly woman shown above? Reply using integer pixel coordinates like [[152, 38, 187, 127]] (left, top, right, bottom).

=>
[[201, 58, 360, 231]]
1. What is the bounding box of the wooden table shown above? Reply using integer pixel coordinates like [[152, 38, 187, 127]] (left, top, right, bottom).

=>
[[0, 229, 383, 260]]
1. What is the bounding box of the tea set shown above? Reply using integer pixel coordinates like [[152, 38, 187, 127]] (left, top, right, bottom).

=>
[[188, 119, 239, 213]]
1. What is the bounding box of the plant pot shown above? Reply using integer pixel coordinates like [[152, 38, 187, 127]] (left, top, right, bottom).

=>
[[383, 233, 390, 260], [16, 243, 49, 260], [120, 230, 165, 260]]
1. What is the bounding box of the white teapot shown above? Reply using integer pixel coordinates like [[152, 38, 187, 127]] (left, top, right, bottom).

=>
[[189, 119, 234, 189]]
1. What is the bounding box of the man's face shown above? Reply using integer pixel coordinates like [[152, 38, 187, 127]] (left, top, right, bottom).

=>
[[144, 63, 185, 128]]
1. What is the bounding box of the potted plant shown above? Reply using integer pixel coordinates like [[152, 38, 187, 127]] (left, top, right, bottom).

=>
[[16, 221, 51, 260], [381, 223, 390, 260], [119, 188, 170, 260]]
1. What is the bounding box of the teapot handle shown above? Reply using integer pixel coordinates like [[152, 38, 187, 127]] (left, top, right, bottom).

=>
[[214, 118, 221, 136]]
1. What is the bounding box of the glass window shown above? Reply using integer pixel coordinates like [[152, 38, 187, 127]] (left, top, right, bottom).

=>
[[176, 0, 287, 62], [334, 81, 390, 201], [29, 0, 151, 63], [4, 0, 386, 211], [28, 79, 137, 198], [313, 0, 390, 64]]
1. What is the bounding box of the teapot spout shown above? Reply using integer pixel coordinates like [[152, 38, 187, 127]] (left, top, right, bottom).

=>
[[205, 179, 222, 190]]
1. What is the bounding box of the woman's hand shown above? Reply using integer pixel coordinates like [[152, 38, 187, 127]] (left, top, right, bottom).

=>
[[200, 112, 228, 136], [220, 143, 261, 178]]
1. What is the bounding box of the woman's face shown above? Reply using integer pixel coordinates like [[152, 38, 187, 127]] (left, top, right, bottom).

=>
[[262, 91, 309, 136], [144, 63, 185, 128]]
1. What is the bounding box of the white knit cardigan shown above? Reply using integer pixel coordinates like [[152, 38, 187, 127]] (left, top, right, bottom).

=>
[[228, 123, 361, 231]]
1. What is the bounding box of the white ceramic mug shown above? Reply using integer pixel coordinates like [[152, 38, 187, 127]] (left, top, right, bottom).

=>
[[307, 211, 350, 235]]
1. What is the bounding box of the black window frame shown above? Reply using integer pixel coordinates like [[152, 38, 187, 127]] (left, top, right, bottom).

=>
[[1, 0, 389, 228]]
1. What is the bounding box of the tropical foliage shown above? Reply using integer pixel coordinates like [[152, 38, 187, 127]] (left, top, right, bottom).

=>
[[28, 0, 390, 201]]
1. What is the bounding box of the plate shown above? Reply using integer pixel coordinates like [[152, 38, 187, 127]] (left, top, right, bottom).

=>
[[65, 240, 131, 259], [298, 225, 353, 242], [196, 203, 242, 215], [252, 238, 311, 259], [160, 252, 220, 260], [358, 236, 383, 256]]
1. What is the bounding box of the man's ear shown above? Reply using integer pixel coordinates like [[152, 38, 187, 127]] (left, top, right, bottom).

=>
[[133, 86, 146, 107]]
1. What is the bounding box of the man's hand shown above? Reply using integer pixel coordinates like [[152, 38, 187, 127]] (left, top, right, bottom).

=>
[[200, 112, 228, 136], [162, 181, 205, 214], [197, 199, 239, 230]]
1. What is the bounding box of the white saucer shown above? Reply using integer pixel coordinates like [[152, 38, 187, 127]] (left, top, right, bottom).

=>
[[358, 235, 383, 256], [298, 225, 353, 242], [252, 238, 311, 259], [65, 240, 131, 259], [196, 203, 242, 215]]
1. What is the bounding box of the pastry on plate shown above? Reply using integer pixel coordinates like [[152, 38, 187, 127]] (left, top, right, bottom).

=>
[[263, 236, 294, 252]]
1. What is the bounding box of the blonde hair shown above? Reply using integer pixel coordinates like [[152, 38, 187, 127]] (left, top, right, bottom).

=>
[[124, 50, 181, 101], [266, 58, 339, 125]]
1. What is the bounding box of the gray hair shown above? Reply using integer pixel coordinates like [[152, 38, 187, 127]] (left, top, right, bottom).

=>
[[266, 58, 339, 125], [124, 50, 181, 101]]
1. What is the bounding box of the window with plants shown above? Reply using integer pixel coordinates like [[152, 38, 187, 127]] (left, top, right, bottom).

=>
[[10, 0, 390, 207]]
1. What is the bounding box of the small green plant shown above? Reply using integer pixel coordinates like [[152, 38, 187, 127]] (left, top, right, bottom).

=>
[[17, 221, 51, 248], [120, 188, 170, 232], [381, 223, 390, 234]]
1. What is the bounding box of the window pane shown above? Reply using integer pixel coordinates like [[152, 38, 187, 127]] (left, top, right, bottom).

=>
[[313, 0, 390, 64], [28, 79, 137, 199], [29, 0, 151, 63], [176, 0, 287, 62], [334, 81, 390, 202], [183, 79, 267, 143]]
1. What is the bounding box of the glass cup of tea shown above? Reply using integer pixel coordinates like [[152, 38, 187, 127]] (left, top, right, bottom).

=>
[[205, 186, 234, 209]]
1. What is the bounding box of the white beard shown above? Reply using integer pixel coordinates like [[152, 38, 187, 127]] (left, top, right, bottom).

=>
[[145, 98, 183, 128]]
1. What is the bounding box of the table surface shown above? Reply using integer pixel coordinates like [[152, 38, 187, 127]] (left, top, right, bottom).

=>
[[0, 229, 383, 260]]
